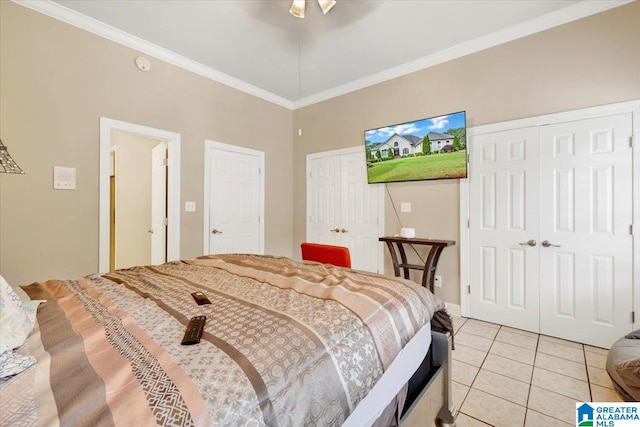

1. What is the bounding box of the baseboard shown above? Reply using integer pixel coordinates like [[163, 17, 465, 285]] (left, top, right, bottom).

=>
[[445, 303, 461, 317]]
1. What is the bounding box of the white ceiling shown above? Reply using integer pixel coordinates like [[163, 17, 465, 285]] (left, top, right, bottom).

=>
[[34, 1, 626, 108]]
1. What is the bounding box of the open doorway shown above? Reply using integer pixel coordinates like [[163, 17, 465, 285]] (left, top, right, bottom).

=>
[[110, 133, 167, 269], [100, 118, 181, 273]]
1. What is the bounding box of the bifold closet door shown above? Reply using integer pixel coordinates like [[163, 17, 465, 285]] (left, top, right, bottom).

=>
[[539, 113, 633, 348]]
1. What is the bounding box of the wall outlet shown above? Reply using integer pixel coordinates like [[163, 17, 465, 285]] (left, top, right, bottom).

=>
[[434, 275, 442, 288], [400, 202, 411, 213], [185, 201, 196, 212]]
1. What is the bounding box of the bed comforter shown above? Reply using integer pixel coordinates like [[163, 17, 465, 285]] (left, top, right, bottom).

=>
[[1, 254, 448, 426]]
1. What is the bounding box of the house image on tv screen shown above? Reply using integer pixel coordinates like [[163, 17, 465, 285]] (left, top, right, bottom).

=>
[[363, 111, 467, 183], [369, 132, 455, 158]]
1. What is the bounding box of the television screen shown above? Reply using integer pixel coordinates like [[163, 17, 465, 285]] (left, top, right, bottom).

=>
[[364, 111, 467, 184]]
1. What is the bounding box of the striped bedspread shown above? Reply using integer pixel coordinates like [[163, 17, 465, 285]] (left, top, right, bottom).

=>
[[1, 254, 447, 426]]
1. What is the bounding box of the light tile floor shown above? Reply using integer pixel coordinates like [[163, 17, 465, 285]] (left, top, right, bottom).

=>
[[451, 316, 623, 427]]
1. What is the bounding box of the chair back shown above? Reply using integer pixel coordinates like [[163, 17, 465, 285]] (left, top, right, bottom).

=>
[[300, 243, 351, 268]]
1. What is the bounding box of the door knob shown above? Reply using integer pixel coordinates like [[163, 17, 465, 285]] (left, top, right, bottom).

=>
[[330, 228, 340, 232], [519, 239, 536, 247], [211, 229, 223, 234], [542, 240, 561, 248], [340, 228, 348, 233]]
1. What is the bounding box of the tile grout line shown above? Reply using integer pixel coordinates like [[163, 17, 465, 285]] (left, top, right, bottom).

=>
[[584, 345, 593, 402], [527, 336, 581, 426], [523, 326, 540, 427], [455, 320, 493, 423]]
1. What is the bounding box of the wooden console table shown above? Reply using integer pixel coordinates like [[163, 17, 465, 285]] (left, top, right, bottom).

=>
[[379, 236, 456, 292]]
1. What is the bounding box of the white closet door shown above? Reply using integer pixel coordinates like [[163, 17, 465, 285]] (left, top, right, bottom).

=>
[[539, 113, 633, 348], [308, 155, 343, 245], [307, 148, 383, 273], [468, 127, 540, 332], [340, 152, 382, 272]]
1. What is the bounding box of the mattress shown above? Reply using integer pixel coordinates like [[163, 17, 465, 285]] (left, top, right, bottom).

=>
[[1, 254, 448, 426]]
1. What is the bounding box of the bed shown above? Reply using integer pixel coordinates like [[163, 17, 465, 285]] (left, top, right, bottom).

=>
[[1, 254, 455, 426]]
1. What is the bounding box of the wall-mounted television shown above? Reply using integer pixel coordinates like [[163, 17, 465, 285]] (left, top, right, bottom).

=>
[[363, 111, 467, 184]]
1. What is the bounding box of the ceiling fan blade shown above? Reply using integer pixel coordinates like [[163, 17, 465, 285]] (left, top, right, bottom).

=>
[[289, 0, 305, 18], [318, 0, 336, 15]]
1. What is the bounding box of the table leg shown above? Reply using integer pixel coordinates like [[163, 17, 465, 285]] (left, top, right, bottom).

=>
[[396, 242, 410, 279], [384, 241, 401, 277], [422, 246, 445, 292]]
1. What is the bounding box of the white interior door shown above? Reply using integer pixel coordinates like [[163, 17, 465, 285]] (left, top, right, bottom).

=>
[[307, 147, 384, 273], [205, 142, 263, 255], [150, 141, 167, 265], [468, 127, 540, 332], [539, 113, 634, 348]]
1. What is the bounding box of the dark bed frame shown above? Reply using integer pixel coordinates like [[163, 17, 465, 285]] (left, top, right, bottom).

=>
[[400, 330, 456, 427]]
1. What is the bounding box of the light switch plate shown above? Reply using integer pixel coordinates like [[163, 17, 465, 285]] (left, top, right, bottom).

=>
[[400, 202, 411, 213], [185, 201, 196, 212], [53, 166, 76, 190]]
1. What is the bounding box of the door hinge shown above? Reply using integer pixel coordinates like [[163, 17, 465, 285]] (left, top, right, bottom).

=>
[[309, 171, 312, 178], [632, 311, 635, 323], [163, 217, 168, 226], [631, 224, 634, 235], [258, 216, 261, 223], [467, 219, 470, 229], [630, 136, 634, 148], [258, 168, 261, 175], [467, 285, 471, 294], [162, 158, 168, 167]]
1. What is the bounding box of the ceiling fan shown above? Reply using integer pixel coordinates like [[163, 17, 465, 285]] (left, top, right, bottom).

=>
[[289, 0, 336, 18]]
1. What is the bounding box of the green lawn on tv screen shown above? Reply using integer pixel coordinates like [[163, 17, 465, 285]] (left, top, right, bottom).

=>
[[367, 150, 467, 183]]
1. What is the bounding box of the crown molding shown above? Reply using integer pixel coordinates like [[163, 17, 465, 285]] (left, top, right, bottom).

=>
[[14, 0, 294, 109], [291, 0, 634, 109], [13, 0, 633, 111]]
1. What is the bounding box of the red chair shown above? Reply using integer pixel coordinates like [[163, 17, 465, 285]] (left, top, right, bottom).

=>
[[300, 243, 351, 268]]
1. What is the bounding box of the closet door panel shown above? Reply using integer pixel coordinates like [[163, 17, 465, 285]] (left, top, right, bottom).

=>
[[539, 113, 633, 348], [468, 127, 540, 332]]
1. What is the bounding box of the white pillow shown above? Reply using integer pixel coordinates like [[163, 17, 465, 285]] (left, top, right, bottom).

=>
[[0, 275, 41, 378], [0, 346, 36, 378], [0, 275, 30, 353], [8, 277, 32, 305]]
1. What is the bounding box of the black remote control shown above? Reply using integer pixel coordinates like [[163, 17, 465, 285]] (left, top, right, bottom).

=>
[[191, 291, 211, 305], [181, 316, 206, 345]]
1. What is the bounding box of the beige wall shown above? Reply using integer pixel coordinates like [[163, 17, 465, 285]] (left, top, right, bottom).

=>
[[1, 1, 638, 301], [292, 2, 640, 305], [111, 131, 158, 269], [0, 2, 293, 285]]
